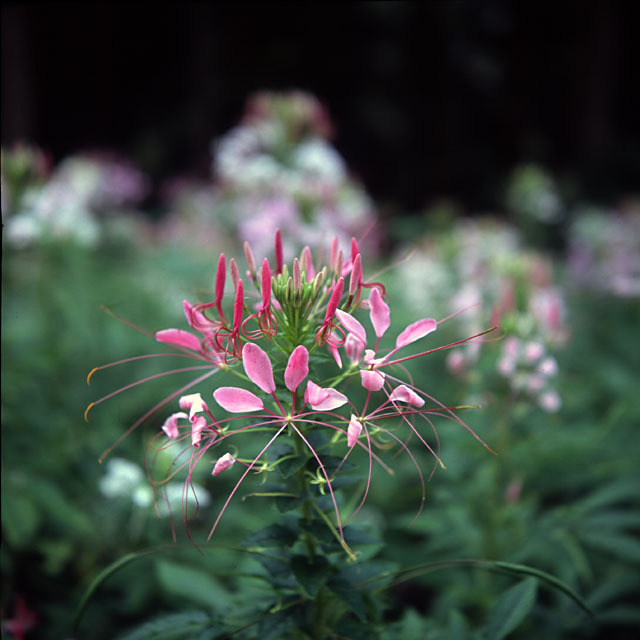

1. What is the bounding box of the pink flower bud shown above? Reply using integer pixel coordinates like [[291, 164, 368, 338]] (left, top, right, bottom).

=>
[[301, 246, 315, 280], [215, 253, 226, 309], [293, 257, 302, 292], [274, 228, 283, 274], [260, 258, 272, 309], [229, 258, 240, 292], [324, 277, 344, 322], [349, 254, 362, 296], [243, 241, 257, 276], [233, 279, 244, 333], [212, 453, 235, 476]]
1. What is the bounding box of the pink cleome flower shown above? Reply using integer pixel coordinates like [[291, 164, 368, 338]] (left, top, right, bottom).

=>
[[87, 229, 496, 545]]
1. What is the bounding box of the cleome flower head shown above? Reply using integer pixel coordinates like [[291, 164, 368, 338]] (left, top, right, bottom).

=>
[[87, 229, 496, 549]]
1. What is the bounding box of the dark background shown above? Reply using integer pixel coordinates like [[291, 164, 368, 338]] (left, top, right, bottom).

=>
[[2, 1, 639, 212]]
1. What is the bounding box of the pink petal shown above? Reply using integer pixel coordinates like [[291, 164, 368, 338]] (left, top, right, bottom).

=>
[[395, 318, 437, 350], [335, 310, 367, 345], [284, 345, 309, 392], [344, 333, 364, 364], [388, 385, 425, 407], [305, 380, 348, 411], [242, 343, 275, 393], [330, 343, 343, 369], [155, 328, 201, 352], [212, 452, 235, 476], [213, 387, 264, 413], [360, 369, 386, 391], [161, 411, 188, 439], [183, 300, 214, 333], [179, 393, 209, 420], [191, 415, 207, 446], [347, 415, 362, 447], [369, 288, 390, 338]]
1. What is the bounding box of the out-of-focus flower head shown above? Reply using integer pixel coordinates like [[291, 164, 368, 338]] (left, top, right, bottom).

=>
[[209, 90, 379, 259], [568, 203, 640, 298], [3, 149, 150, 248], [506, 163, 564, 225], [394, 217, 569, 411]]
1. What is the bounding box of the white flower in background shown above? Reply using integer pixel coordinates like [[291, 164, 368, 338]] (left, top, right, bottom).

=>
[[99, 457, 210, 517]]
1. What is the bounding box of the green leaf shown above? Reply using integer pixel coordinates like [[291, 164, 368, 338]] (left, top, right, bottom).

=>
[[74, 549, 159, 631], [290, 554, 332, 596], [577, 530, 640, 563], [572, 479, 640, 515], [116, 611, 218, 640], [482, 578, 537, 640], [155, 560, 233, 609], [489, 561, 592, 615], [257, 606, 296, 640], [242, 522, 298, 549]]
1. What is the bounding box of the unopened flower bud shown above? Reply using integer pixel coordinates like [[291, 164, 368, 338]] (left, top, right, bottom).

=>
[[243, 241, 257, 279], [212, 453, 235, 476], [293, 258, 302, 292], [229, 258, 240, 291]]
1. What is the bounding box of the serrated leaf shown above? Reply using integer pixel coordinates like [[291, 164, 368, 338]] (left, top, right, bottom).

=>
[[482, 578, 537, 640], [291, 554, 332, 596]]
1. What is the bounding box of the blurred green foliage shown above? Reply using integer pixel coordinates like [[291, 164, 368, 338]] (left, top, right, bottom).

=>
[[2, 223, 639, 638]]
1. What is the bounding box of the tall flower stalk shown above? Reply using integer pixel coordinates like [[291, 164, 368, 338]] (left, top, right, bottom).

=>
[[87, 230, 495, 634]]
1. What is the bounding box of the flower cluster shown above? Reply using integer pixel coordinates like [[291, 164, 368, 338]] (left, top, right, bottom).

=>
[[2, 148, 149, 248], [394, 217, 569, 411], [568, 205, 640, 298], [88, 230, 493, 544], [210, 90, 379, 258]]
